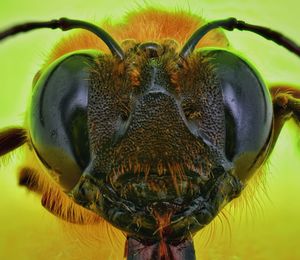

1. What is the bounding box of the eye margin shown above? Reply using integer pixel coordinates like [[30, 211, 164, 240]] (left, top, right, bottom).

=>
[[198, 48, 273, 181]]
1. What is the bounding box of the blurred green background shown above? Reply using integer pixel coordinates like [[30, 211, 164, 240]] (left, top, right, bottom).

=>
[[0, 0, 300, 259]]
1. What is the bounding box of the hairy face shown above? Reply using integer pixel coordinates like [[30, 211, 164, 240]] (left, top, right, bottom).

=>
[[68, 42, 243, 241]]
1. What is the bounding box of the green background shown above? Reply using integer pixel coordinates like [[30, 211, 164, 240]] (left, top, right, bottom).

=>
[[0, 0, 300, 259]]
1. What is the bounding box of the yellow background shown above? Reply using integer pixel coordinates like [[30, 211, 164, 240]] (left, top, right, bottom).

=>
[[0, 0, 300, 259]]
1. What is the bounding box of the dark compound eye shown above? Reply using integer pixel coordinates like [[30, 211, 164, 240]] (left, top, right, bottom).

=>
[[29, 52, 98, 191], [202, 49, 273, 181]]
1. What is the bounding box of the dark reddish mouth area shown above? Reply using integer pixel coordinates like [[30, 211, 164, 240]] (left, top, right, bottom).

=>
[[71, 164, 243, 242]]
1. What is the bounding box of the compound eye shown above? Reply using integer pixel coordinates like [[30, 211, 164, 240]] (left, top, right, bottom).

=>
[[30, 52, 97, 191], [203, 49, 273, 180]]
